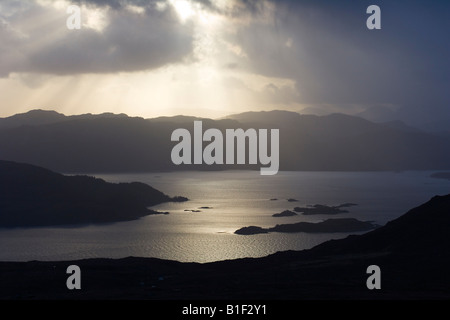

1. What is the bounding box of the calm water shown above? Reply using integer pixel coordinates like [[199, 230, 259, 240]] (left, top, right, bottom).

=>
[[0, 171, 448, 262]]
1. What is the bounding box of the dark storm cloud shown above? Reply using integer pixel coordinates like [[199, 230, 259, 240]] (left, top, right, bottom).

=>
[[30, 8, 193, 75], [0, 0, 194, 76], [0, 0, 262, 77], [70, 0, 126, 9], [228, 0, 450, 122], [70, 0, 214, 11]]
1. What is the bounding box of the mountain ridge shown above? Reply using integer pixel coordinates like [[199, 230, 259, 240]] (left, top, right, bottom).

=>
[[1, 109, 450, 173], [0, 109, 134, 129]]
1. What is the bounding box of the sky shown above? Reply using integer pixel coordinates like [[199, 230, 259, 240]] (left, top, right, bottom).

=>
[[0, 0, 449, 126]]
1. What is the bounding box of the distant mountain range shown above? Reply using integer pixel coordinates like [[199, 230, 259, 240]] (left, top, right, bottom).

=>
[[1, 109, 450, 172]]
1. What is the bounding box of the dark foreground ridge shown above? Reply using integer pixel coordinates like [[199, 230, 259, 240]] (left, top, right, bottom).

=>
[[1, 194, 450, 299], [0, 160, 187, 227]]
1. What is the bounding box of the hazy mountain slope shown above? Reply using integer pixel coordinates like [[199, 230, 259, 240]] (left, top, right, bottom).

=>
[[0, 110, 449, 172], [0, 109, 131, 130]]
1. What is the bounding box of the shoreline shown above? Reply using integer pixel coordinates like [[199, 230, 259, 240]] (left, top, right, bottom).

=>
[[2, 193, 450, 301]]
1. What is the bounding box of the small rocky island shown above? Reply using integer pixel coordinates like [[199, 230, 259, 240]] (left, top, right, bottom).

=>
[[0, 160, 187, 227], [272, 210, 297, 217], [235, 218, 378, 235], [294, 203, 357, 215]]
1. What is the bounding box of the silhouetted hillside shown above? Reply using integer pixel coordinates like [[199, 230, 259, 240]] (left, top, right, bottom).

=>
[[309, 194, 450, 257], [148, 115, 207, 123], [235, 218, 378, 235], [231, 111, 450, 171], [0, 110, 67, 129], [0, 109, 131, 130], [0, 160, 187, 227], [223, 110, 304, 126], [1, 109, 450, 172]]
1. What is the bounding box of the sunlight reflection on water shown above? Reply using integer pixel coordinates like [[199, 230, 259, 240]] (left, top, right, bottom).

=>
[[0, 171, 448, 262]]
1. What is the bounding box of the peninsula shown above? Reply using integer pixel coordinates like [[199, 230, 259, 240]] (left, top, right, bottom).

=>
[[0, 160, 187, 227]]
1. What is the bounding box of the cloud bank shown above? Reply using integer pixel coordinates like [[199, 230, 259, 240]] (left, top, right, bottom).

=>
[[0, 0, 448, 125], [0, 0, 194, 76]]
